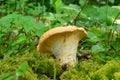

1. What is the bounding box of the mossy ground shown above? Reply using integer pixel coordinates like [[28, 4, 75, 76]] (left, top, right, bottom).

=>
[[0, 50, 120, 80]]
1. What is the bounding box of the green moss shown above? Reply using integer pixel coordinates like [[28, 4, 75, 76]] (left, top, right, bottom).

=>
[[114, 72, 120, 80], [0, 49, 120, 80], [92, 60, 120, 80], [60, 54, 120, 80], [60, 68, 91, 80], [19, 69, 38, 80], [0, 50, 62, 80], [38, 75, 51, 80]]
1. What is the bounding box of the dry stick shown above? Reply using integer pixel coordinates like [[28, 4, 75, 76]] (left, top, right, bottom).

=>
[[72, 0, 89, 25]]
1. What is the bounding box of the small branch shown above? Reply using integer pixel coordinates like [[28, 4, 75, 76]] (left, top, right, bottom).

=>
[[72, 0, 89, 25]]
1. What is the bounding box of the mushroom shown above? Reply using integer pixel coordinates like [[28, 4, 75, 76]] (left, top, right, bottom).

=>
[[37, 26, 87, 66]]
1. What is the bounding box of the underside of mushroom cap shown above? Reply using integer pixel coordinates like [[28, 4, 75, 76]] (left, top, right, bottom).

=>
[[37, 26, 87, 52]]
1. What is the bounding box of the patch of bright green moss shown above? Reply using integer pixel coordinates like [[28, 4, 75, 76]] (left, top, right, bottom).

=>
[[0, 50, 120, 80], [92, 60, 120, 80], [0, 50, 62, 80], [60, 68, 91, 80], [114, 72, 120, 80], [60, 54, 120, 80]]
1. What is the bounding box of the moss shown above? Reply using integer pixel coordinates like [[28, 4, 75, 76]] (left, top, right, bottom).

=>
[[0, 50, 62, 80], [19, 69, 38, 80], [60, 55, 105, 80], [92, 60, 120, 80], [60, 54, 120, 80], [60, 68, 91, 80], [38, 75, 51, 80], [0, 49, 120, 80], [74, 54, 106, 78], [114, 72, 120, 80]]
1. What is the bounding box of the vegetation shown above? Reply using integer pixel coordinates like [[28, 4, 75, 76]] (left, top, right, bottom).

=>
[[0, 0, 120, 80]]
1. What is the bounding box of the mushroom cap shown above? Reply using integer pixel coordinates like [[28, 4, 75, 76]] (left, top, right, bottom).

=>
[[37, 26, 87, 53]]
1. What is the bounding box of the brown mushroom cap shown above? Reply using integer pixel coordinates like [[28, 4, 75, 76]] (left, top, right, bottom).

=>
[[37, 26, 87, 66], [37, 26, 87, 52]]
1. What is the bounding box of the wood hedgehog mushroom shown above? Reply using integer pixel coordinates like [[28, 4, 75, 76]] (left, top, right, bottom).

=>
[[37, 26, 87, 66]]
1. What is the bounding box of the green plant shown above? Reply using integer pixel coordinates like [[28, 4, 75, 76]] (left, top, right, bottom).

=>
[[78, 5, 120, 55], [1, 0, 120, 79], [92, 60, 120, 80], [16, 61, 29, 77], [0, 13, 49, 55]]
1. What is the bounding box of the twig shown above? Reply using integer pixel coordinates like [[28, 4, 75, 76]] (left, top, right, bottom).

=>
[[72, 0, 89, 25]]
